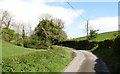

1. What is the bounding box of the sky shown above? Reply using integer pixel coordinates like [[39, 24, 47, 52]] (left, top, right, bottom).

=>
[[0, 0, 119, 38]]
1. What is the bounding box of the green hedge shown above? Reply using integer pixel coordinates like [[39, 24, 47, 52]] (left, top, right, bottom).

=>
[[58, 40, 97, 50], [92, 37, 120, 73], [59, 36, 120, 72]]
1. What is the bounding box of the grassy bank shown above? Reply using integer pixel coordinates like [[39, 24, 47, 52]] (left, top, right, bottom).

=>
[[72, 31, 118, 42], [2, 40, 38, 57], [2, 41, 72, 72]]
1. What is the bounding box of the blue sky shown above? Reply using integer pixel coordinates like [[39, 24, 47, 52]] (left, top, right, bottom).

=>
[[0, 0, 119, 38], [47, 2, 118, 38], [47, 2, 118, 19]]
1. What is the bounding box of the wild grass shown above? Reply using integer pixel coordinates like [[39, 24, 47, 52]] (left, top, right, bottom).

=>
[[72, 31, 118, 42], [2, 40, 44, 57], [2, 41, 72, 72]]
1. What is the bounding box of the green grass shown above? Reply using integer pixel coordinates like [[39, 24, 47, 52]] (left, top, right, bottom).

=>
[[0, 39, 2, 64], [2, 40, 40, 57], [72, 31, 118, 42], [2, 40, 72, 72]]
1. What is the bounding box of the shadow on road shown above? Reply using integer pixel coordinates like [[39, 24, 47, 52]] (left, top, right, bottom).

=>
[[94, 59, 111, 74]]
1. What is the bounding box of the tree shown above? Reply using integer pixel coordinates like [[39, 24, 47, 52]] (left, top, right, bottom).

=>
[[89, 29, 98, 40], [0, 10, 14, 40], [0, 10, 13, 29], [10, 22, 27, 46], [53, 18, 64, 29], [31, 15, 67, 49], [2, 27, 15, 42], [22, 26, 25, 47]]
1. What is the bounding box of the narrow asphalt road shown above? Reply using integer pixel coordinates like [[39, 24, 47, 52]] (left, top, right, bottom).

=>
[[78, 50, 97, 72], [62, 49, 110, 73], [62, 50, 85, 72]]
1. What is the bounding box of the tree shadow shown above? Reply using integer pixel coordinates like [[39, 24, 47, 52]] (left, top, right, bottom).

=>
[[94, 58, 111, 74]]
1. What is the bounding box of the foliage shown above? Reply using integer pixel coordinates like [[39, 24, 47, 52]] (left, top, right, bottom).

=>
[[22, 26, 25, 47], [88, 29, 98, 40], [0, 11, 67, 49], [31, 18, 67, 49], [0, 10, 13, 29], [11, 33, 23, 46], [58, 40, 96, 50], [24, 36, 32, 48], [92, 36, 120, 73], [2, 27, 14, 42], [59, 35, 120, 72], [2, 43, 72, 72]]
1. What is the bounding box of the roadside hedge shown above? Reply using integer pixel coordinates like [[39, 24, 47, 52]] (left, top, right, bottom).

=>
[[58, 36, 120, 73], [58, 40, 97, 50], [92, 37, 120, 73]]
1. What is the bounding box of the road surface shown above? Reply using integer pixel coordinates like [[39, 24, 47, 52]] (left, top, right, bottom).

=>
[[62, 49, 110, 73]]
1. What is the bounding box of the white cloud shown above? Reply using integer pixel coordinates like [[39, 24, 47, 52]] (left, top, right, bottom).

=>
[[29, 0, 120, 2], [90, 16, 118, 33], [79, 16, 118, 34], [0, 0, 84, 31]]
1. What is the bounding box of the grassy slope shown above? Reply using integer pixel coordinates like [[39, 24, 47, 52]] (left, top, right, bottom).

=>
[[0, 40, 1, 56], [2, 40, 38, 57], [0, 40, 1, 64], [72, 31, 118, 42], [2, 41, 72, 72]]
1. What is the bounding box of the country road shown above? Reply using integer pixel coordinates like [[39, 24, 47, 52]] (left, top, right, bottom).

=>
[[62, 49, 110, 73]]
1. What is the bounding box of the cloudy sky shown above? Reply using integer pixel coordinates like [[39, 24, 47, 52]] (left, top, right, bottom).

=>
[[0, 0, 119, 38]]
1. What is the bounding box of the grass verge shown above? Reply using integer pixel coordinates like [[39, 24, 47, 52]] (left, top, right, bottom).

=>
[[2, 41, 72, 72]]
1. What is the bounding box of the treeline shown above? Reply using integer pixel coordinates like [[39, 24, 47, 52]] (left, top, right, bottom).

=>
[[0, 10, 67, 49]]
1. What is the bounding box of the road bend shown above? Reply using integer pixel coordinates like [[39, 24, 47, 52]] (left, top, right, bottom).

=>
[[62, 49, 110, 73]]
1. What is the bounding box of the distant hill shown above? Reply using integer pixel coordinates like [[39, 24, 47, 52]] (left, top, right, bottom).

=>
[[71, 31, 119, 42]]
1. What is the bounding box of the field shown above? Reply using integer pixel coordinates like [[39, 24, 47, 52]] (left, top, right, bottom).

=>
[[2, 40, 38, 57], [72, 31, 118, 42], [2, 40, 72, 72]]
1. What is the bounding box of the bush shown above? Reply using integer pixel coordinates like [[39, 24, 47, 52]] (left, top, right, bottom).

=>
[[2, 28, 14, 42], [88, 29, 98, 40]]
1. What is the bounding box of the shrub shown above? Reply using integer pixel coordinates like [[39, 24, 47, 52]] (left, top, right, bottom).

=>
[[2, 28, 14, 42], [88, 29, 98, 40]]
